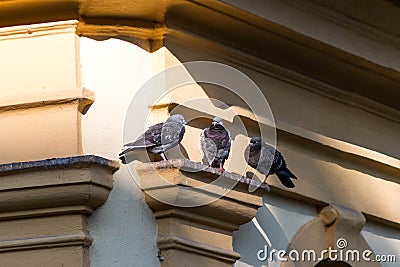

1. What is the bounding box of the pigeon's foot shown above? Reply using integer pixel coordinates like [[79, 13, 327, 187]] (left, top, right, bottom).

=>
[[160, 153, 168, 161], [219, 163, 225, 173]]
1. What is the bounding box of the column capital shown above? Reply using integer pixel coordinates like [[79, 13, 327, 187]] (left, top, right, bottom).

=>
[[0, 155, 119, 266], [137, 159, 267, 266]]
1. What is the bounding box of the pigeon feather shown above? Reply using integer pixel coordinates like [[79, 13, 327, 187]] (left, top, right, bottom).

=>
[[200, 117, 231, 172], [244, 137, 297, 188], [119, 114, 185, 160]]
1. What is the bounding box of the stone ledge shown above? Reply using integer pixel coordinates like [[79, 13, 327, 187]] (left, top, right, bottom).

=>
[[0, 155, 119, 215], [0, 154, 119, 176], [137, 158, 270, 191], [137, 159, 266, 266], [0, 87, 95, 114], [0, 155, 118, 266]]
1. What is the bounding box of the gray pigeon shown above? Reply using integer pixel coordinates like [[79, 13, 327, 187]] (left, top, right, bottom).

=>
[[244, 137, 297, 188], [119, 114, 186, 161], [200, 117, 231, 172]]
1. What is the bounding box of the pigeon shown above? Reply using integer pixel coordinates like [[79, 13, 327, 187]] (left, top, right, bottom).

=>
[[244, 137, 297, 188], [119, 114, 186, 161], [200, 117, 231, 172]]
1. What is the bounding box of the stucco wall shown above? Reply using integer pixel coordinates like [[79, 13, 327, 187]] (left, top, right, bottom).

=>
[[80, 37, 160, 267], [362, 222, 400, 267], [233, 194, 318, 267], [79, 36, 399, 267]]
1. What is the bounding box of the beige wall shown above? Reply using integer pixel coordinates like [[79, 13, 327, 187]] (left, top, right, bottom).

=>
[[0, 0, 399, 266], [80, 33, 400, 265], [0, 21, 86, 163], [80, 37, 160, 267]]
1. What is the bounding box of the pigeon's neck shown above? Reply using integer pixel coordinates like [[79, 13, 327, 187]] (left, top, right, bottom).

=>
[[210, 124, 225, 131], [251, 143, 262, 151]]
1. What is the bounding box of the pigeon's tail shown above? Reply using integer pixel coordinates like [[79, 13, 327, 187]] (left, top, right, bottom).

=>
[[119, 155, 127, 164], [118, 148, 132, 164], [118, 145, 147, 158], [275, 167, 297, 188], [118, 146, 140, 157]]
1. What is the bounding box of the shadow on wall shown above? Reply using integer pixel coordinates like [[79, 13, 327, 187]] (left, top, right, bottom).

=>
[[233, 194, 318, 267], [88, 166, 160, 267]]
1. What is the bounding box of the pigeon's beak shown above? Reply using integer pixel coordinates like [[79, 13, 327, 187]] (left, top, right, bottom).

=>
[[212, 121, 223, 127]]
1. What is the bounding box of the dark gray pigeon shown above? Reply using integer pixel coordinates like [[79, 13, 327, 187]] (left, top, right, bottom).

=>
[[119, 114, 185, 161], [244, 137, 297, 188], [200, 117, 231, 172]]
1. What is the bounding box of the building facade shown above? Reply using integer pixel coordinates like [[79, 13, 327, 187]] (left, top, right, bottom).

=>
[[0, 0, 399, 266]]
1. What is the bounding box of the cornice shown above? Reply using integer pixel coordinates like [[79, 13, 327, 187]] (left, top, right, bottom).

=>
[[0, 87, 94, 113], [0, 19, 78, 40], [1, 1, 400, 111], [166, 29, 400, 124], [0, 155, 118, 265], [0, 155, 119, 217], [137, 159, 265, 265], [0, 154, 119, 176]]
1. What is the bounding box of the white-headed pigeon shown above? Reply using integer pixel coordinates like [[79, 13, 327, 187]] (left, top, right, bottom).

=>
[[200, 117, 231, 172], [119, 114, 186, 161], [244, 137, 297, 188]]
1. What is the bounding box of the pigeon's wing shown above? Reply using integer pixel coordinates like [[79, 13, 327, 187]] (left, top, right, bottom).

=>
[[159, 121, 184, 145], [245, 144, 260, 169], [119, 123, 164, 156], [269, 146, 297, 188], [131, 123, 164, 145], [261, 143, 276, 162], [257, 143, 275, 175], [200, 129, 206, 159], [223, 129, 232, 159], [275, 172, 296, 188], [200, 128, 217, 165], [244, 144, 251, 164], [271, 150, 284, 170], [216, 128, 231, 161]]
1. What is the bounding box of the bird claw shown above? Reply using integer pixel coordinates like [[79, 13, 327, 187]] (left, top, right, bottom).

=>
[[219, 164, 225, 173]]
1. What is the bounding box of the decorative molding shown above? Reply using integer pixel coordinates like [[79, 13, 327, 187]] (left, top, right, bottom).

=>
[[154, 209, 239, 231], [137, 159, 266, 266], [0, 20, 78, 41], [0, 87, 94, 113], [0, 155, 119, 266], [0, 233, 92, 253], [0, 205, 94, 221], [153, 102, 400, 175], [1, 1, 399, 111], [300, 0, 400, 48], [157, 236, 241, 263], [0, 154, 118, 175], [139, 108, 399, 228], [320, 204, 366, 250], [165, 28, 400, 124], [282, 203, 380, 267]]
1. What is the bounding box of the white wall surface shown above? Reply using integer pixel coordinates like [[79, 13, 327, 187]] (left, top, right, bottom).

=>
[[362, 221, 400, 266], [80, 37, 160, 267], [233, 194, 318, 267], [234, 193, 400, 267], [79, 36, 399, 267]]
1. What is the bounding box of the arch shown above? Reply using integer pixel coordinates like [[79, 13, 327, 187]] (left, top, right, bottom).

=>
[[315, 259, 352, 267], [281, 204, 381, 267]]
